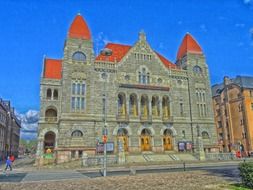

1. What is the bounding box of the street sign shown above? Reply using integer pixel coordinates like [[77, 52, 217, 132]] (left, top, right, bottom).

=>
[[96, 142, 114, 153], [103, 135, 107, 143]]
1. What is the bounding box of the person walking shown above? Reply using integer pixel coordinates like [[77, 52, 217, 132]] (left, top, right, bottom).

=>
[[4, 156, 12, 176]]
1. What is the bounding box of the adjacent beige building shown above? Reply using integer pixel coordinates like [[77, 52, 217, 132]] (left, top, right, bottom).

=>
[[212, 76, 253, 154], [37, 14, 218, 164]]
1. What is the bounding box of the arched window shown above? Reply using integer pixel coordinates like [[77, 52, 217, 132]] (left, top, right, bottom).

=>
[[193, 65, 202, 74], [53, 90, 58, 100], [71, 130, 83, 137], [202, 131, 209, 139], [72, 51, 86, 62], [45, 107, 57, 122], [46, 89, 52, 99]]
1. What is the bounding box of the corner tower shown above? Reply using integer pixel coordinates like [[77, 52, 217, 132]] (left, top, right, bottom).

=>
[[61, 14, 95, 114], [176, 33, 217, 150]]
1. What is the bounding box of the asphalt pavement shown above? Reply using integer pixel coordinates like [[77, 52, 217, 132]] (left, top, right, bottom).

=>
[[0, 161, 242, 183]]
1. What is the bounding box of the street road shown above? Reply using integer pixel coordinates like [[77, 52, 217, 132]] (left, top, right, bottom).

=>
[[0, 162, 241, 183]]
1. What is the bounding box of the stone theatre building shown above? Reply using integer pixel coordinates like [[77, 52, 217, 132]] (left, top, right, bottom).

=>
[[36, 14, 218, 163]]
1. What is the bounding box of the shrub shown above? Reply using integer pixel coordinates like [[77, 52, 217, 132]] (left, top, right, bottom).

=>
[[239, 162, 253, 189]]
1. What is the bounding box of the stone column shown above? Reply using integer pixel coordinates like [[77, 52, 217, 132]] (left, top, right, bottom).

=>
[[138, 96, 141, 117], [148, 96, 152, 117], [75, 150, 79, 159], [125, 94, 129, 115], [159, 97, 162, 118]]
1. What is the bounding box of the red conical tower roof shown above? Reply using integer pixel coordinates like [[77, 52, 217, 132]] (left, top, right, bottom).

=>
[[177, 33, 202, 60], [68, 14, 91, 40]]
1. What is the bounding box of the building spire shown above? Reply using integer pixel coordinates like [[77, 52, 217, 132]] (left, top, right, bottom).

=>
[[139, 30, 146, 41]]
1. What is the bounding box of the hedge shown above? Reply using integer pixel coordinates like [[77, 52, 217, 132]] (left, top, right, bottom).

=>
[[239, 162, 253, 189]]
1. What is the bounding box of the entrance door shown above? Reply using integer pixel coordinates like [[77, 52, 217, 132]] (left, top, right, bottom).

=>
[[163, 129, 173, 151], [141, 135, 151, 151], [163, 136, 172, 150]]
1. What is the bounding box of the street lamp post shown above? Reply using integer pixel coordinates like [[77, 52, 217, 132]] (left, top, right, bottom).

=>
[[100, 48, 112, 177]]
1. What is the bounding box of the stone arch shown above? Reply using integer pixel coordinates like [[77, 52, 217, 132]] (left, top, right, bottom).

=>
[[162, 95, 170, 117], [118, 92, 127, 115], [46, 88, 52, 99], [39, 127, 59, 139], [53, 89, 58, 100], [45, 106, 57, 122], [71, 130, 83, 137], [72, 51, 86, 62], [44, 131, 56, 153], [202, 131, 210, 139], [113, 124, 132, 136], [151, 95, 160, 116], [129, 93, 138, 116], [140, 94, 149, 116], [137, 126, 155, 136], [160, 125, 177, 137]]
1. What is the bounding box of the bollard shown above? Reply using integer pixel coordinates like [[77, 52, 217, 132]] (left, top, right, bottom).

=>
[[129, 168, 136, 175], [183, 162, 186, 171]]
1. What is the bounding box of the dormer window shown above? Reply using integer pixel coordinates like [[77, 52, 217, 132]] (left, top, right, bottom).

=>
[[72, 51, 86, 62]]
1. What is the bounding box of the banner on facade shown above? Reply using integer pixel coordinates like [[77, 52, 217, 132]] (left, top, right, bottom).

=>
[[178, 141, 192, 152], [96, 142, 114, 153]]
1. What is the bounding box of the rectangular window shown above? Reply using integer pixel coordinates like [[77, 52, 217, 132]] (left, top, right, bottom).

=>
[[77, 84, 80, 95], [82, 84, 85, 95], [76, 97, 80, 109], [180, 103, 183, 115], [72, 83, 76, 95], [251, 103, 253, 110], [71, 80, 86, 111], [81, 98, 85, 109], [218, 121, 222, 128], [71, 97, 75, 109]]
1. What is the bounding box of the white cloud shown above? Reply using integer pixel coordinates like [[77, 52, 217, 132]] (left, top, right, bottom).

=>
[[158, 42, 165, 50], [16, 110, 39, 140], [200, 24, 207, 32], [177, 21, 182, 25], [237, 42, 244, 47], [235, 23, 245, 28], [244, 0, 252, 4], [94, 32, 110, 55]]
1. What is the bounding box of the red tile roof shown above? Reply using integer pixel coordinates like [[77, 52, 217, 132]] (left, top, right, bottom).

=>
[[177, 33, 202, 60], [44, 58, 62, 79], [68, 15, 91, 40], [96, 43, 131, 62], [156, 52, 177, 69], [96, 43, 177, 69]]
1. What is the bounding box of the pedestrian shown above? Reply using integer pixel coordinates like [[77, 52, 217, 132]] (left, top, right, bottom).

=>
[[10, 155, 15, 163], [4, 156, 12, 176]]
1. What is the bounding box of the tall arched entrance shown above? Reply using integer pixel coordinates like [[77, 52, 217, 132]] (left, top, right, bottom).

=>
[[141, 128, 152, 151], [163, 129, 173, 151], [117, 128, 128, 152], [44, 131, 56, 153]]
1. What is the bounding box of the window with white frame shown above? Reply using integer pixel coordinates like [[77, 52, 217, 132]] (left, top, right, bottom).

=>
[[71, 80, 86, 111], [138, 67, 150, 84]]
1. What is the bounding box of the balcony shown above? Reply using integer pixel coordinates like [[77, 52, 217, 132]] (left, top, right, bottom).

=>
[[44, 117, 57, 123], [140, 115, 152, 123], [162, 115, 173, 123], [116, 114, 129, 122]]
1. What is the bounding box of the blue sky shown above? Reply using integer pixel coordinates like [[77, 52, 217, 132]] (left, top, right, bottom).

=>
[[0, 0, 253, 113]]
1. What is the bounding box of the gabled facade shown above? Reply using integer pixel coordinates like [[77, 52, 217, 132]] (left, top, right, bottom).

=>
[[37, 14, 218, 163]]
